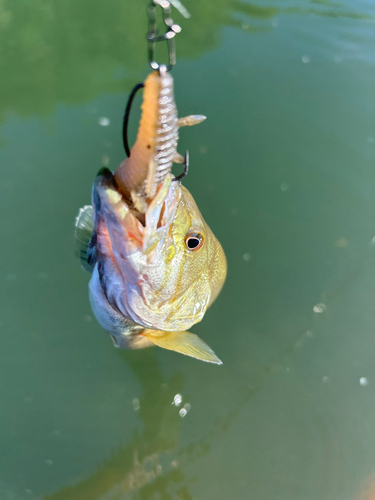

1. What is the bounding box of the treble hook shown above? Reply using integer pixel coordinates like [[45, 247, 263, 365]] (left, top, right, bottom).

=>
[[147, 0, 182, 72]]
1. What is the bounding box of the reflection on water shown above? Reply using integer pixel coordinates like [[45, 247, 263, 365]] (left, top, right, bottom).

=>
[[0, 0, 372, 123], [43, 347, 261, 499], [357, 474, 375, 500], [43, 273, 362, 500], [44, 351, 189, 499]]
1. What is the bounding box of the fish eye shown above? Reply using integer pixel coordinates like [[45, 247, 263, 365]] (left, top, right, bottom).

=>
[[185, 231, 204, 251]]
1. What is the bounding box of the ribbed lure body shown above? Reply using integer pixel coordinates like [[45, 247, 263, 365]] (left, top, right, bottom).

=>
[[115, 66, 179, 206]]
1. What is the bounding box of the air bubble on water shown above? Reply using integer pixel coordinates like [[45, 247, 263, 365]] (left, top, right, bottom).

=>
[[102, 155, 110, 166], [335, 238, 348, 248], [243, 253, 251, 261], [271, 18, 279, 27], [280, 182, 289, 191], [171, 23, 181, 33], [171, 460, 178, 468], [132, 398, 140, 411], [45, 460, 53, 466], [98, 117, 110, 127], [83, 315, 92, 322], [38, 272, 48, 280], [173, 394, 182, 406], [179, 403, 191, 418], [360, 377, 369, 386], [367, 136, 375, 144], [313, 303, 326, 313], [306, 331, 314, 338], [242, 23, 249, 30], [302, 55, 310, 63], [322, 376, 329, 383]]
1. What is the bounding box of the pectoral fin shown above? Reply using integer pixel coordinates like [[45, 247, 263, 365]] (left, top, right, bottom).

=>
[[142, 330, 222, 365], [75, 205, 95, 272]]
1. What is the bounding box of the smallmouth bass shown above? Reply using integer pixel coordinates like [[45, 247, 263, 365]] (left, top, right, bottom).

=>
[[76, 66, 226, 363]]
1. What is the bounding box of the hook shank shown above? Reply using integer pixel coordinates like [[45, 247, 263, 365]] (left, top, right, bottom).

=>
[[122, 83, 144, 157]]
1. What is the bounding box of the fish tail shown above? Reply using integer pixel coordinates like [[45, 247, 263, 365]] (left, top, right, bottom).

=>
[[142, 329, 222, 364]]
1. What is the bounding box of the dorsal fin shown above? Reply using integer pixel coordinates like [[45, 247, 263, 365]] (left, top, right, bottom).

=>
[[142, 329, 222, 364], [75, 205, 95, 272]]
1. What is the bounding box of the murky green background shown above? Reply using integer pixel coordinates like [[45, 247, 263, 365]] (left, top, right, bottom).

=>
[[1, 0, 375, 498]]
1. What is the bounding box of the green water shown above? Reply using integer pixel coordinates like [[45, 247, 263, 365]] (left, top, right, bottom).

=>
[[1, 0, 375, 498]]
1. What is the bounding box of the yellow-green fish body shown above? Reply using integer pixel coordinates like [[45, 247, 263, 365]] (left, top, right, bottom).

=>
[[76, 66, 226, 363]]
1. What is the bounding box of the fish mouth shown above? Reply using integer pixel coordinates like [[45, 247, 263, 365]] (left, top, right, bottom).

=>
[[92, 167, 182, 330], [94, 167, 179, 254]]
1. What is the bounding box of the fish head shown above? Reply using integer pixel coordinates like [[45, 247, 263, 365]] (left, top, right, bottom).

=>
[[93, 169, 226, 332], [169, 184, 227, 310]]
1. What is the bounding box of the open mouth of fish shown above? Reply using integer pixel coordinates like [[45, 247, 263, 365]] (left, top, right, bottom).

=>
[[94, 166, 180, 259]]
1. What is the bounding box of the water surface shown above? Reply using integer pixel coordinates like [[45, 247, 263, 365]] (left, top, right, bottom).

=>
[[1, 0, 375, 498]]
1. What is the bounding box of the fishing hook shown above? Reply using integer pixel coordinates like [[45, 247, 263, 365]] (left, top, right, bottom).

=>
[[122, 82, 144, 157], [173, 150, 189, 182], [147, 0, 182, 72]]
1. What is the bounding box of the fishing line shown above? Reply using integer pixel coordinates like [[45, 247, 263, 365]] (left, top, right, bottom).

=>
[[122, 1, 190, 180]]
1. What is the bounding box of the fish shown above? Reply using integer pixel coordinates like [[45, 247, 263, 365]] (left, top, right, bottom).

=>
[[75, 65, 226, 364]]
